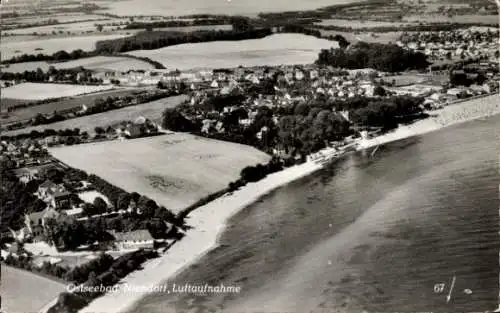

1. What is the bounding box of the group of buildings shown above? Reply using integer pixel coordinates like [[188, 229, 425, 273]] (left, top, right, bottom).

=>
[[0, 139, 160, 254], [399, 28, 499, 62]]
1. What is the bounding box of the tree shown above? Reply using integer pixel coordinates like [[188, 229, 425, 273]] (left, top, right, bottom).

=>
[[93, 197, 108, 214], [117, 193, 131, 211], [373, 85, 387, 97], [87, 271, 99, 287], [46, 168, 65, 183], [83, 203, 97, 217], [94, 127, 105, 135], [162, 108, 194, 132], [96, 24, 104, 32]]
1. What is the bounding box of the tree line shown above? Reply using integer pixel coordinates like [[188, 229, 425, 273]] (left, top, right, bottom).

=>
[[316, 41, 430, 72], [94, 28, 272, 54]]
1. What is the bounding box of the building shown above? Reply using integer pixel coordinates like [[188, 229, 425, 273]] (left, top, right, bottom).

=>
[[14, 167, 40, 184], [112, 229, 155, 250], [49, 190, 72, 209], [37, 180, 63, 199], [24, 207, 61, 241], [37, 180, 72, 209]]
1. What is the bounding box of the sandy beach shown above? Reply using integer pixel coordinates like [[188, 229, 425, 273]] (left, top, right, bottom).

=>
[[79, 93, 500, 313], [357, 94, 500, 150]]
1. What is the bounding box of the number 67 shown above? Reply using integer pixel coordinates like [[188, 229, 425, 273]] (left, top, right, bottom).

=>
[[434, 283, 445, 293]]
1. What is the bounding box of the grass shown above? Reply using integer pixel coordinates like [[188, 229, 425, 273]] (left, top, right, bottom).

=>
[[126, 33, 338, 70], [2, 82, 115, 101], [49, 133, 271, 213], [1, 88, 142, 125], [0, 265, 66, 313], [3, 94, 188, 135]]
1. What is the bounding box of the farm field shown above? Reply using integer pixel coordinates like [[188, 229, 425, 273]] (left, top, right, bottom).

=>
[[1, 34, 130, 60], [3, 13, 108, 27], [1, 88, 142, 125], [3, 19, 127, 36], [126, 33, 338, 70], [2, 82, 115, 101], [53, 56, 156, 71], [0, 265, 66, 313], [317, 29, 402, 44], [3, 94, 188, 135], [98, 0, 365, 16], [402, 14, 499, 24], [315, 19, 415, 28], [1, 61, 52, 72], [50, 133, 271, 213], [1, 56, 155, 72]]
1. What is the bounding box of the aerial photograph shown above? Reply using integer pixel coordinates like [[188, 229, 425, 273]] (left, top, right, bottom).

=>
[[0, 0, 499, 312]]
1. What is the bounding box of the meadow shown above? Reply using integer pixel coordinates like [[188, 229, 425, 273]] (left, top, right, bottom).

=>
[[0, 265, 66, 313], [126, 33, 338, 70], [50, 133, 271, 213], [2, 82, 115, 101], [3, 94, 188, 135], [1, 88, 141, 125]]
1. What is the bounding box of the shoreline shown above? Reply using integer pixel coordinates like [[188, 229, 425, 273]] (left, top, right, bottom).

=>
[[79, 93, 500, 313]]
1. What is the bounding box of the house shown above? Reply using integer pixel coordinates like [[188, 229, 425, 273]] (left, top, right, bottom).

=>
[[112, 229, 155, 250], [14, 167, 40, 184], [49, 190, 72, 209], [125, 123, 143, 138], [37, 180, 63, 199], [24, 207, 61, 240], [210, 80, 219, 88], [201, 119, 214, 133], [37, 180, 72, 209]]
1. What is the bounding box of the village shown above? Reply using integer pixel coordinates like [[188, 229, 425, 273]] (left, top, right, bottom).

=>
[[1, 17, 500, 313]]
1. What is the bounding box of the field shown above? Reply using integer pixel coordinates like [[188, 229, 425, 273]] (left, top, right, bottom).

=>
[[126, 33, 338, 70], [316, 19, 415, 28], [1, 61, 53, 72], [50, 133, 271, 213], [1, 34, 130, 60], [2, 82, 115, 101], [1, 56, 155, 73], [3, 13, 108, 28], [3, 94, 188, 135], [0, 265, 66, 313], [317, 29, 402, 44], [1, 88, 142, 125], [3, 19, 127, 36], [99, 0, 363, 16], [54, 56, 156, 71], [402, 14, 499, 25]]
